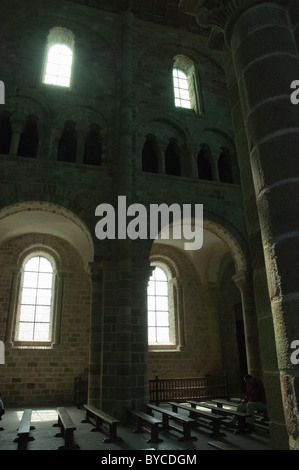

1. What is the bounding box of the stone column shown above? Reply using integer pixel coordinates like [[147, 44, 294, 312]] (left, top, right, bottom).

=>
[[233, 271, 261, 378], [130, 257, 154, 409], [76, 129, 86, 164], [116, 11, 134, 198], [9, 121, 23, 156], [88, 261, 105, 409], [179, 0, 299, 449], [157, 142, 167, 174], [210, 152, 220, 181]]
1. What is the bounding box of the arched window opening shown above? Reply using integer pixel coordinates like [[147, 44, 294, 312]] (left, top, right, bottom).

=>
[[173, 55, 201, 113], [16, 255, 55, 342], [148, 267, 170, 344], [17, 115, 39, 158], [142, 133, 158, 173], [42, 27, 75, 88], [173, 68, 191, 109]]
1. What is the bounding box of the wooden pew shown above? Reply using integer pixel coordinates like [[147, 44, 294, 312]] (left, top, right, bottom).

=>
[[128, 410, 163, 443], [187, 400, 251, 435], [212, 399, 269, 432], [146, 404, 197, 441], [82, 404, 122, 443], [168, 402, 226, 437], [14, 409, 35, 450], [213, 398, 239, 408], [208, 440, 239, 450], [53, 407, 79, 450]]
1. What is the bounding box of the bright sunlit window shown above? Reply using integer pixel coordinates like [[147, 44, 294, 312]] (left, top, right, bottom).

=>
[[43, 44, 73, 87], [42, 27, 74, 88], [16, 255, 54, 342], [148, 267, 170, 344], [173, 68, 191, 109]]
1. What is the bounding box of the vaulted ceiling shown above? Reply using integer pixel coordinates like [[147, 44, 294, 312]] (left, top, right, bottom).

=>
[[67, 0, 206, 34]]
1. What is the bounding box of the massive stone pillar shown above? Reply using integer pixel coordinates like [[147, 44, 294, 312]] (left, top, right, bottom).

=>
[[88, 261, 105, 409], [179, 0, 299, 449], [233, 271, 261, 378]]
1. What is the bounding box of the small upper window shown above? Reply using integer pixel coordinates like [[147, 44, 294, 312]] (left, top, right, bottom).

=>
[[42, 27, 75, 88], [173, 68, 191, 109], [172, 55, 201, 113]]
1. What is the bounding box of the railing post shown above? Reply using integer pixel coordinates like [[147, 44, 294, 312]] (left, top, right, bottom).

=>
[[155, 375, 159, 406]]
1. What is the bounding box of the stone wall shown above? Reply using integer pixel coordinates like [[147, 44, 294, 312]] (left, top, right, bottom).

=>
[[0, 0, 249, 411], [0, 233, 90, 406]]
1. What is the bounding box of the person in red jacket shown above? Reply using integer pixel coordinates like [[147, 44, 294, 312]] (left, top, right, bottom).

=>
[[231, 375, 267, 432]]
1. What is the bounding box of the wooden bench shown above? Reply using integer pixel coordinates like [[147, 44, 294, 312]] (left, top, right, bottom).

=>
[[53, 407, 79, 450], [188, 400, 251, 435], [212, 399, 269, 432], [208, 440, 239, 450], [169, 402, 226, 438], [82, 404, 122, 443], [14, 409, 35, 450], [146, 404, 197, 441], [129, 410, 163, 443], [213, 399, 239, 408]]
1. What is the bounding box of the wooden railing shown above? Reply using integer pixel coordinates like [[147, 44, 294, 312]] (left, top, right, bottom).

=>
[[149, 375, 229, 406]]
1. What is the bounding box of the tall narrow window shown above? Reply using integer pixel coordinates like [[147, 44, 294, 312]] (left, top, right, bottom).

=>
[[173, 55, 201, 113], [16, 255, 54, 342], [42, 27, 75, 88], [148, 267, 170, 344], [173, 68, 191, 109]]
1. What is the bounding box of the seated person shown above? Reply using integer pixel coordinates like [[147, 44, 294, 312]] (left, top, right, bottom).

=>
[[231, 375, 267, 431]]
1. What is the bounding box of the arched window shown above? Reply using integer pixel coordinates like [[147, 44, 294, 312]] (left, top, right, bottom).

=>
[[15, 255, 55, 342], [172, 55, 201, 113], [42, 27, 75, 88], [173, 68, 191, 109], [148, 267, 170, 344]]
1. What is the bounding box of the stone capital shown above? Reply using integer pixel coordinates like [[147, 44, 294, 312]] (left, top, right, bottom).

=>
[[232, 270, 253, 291], [179, 0, 288, 39]]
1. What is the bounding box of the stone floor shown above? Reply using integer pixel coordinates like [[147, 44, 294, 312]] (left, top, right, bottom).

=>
[[0, 402, 272, 455]]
